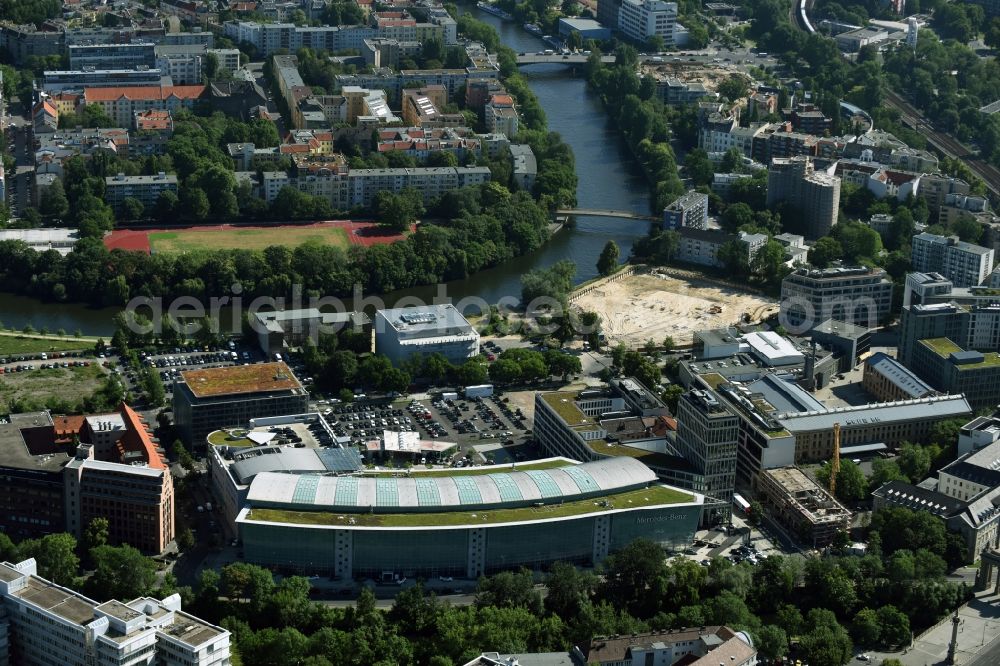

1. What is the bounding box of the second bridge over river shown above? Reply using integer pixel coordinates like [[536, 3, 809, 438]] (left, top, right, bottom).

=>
[[556, 208, 661, 222]]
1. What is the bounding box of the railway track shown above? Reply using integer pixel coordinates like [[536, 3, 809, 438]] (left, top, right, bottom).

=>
[[789, 0, 1000, 196]]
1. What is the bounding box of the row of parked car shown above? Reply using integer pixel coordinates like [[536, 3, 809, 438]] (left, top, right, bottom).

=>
[[0, 360, 92, 374]]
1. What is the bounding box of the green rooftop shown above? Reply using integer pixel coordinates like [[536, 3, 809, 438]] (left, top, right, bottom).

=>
[[700, 373, 728, 390], [539, 391, 591, 426], [585, 440, 688, 469], [921, 338, 1000, 369], [244, 484, 695, 528], [922, 337, 962, 357], [208, 430, 255, 447]]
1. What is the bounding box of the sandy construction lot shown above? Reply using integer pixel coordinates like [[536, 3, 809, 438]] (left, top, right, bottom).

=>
[[573, 272, 777, 347]]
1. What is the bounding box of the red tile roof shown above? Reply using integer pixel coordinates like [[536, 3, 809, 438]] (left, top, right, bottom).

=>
[[84, 85, 205, 103], [117, 403, 167, 470]]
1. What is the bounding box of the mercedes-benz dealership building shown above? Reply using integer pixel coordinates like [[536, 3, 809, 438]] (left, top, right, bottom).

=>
[[236, 457, 704, 579]]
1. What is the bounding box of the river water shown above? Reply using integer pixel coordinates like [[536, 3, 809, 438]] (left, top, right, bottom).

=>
[[0, 8, 652, 335]]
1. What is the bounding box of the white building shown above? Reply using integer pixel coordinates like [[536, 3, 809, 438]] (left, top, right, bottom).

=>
[[0, 558, 230, 666], [618, 0, 680, 45], [911, 232, 994, 288], [374, 304, 479, 365]]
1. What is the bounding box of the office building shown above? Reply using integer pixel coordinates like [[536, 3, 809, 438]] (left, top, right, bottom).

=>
[[618, 0, 680, 45], [663, 190, 708, 230], [911, 232, 994, 288], [909, 338, 1000, 409], [958, 416, 1000, 456], [810, 318, 871, 372], [580, 626, 756, 666], [0, 559, 230, 665], [0, 405, 174, 554], [172, 362, 309, 445], [777, 393, 972, 463], [873, 436, 1000, 562], [558, 18, 613, 41], [104, 172, 178, 213], [82, 85, 205, 126], [253, 309, 371, 355], [237, 457, 704, 579], [374, 304, 479, 365], [898, 291, 1000, 367], [597, 0, 624, 34], [767, 156, 841, 239], [756, 466, 851, 547], [674, 389, 739, 523], [780, 266, 893, 332], [533, 383, 704, 493], [69, 42, 156, 70], [863, 351, 936, 402]]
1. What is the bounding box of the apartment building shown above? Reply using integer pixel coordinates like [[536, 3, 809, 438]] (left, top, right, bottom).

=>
[[618, 0, 680, 45], [82, 85, 205, 126], [0, 559, 230, 666], [335, 67, 499, 104], [663, 190, 709, 230], [485, 93, 518, 137], [918, 173, 970, 214], [780, 265, 893, 332], [374, 304, 479, 365], [69, 42, 156, 70], [580, 626, 756, 666], [674, 228, 767, 269], [173, 363, 309, 445], [911, 232, 994, 288], [674, 389, 739, 523], [104, 172, 178, 212], [0, 24, 64, 65], [41, 68, 168, 93], [766, 156, 841, 239]]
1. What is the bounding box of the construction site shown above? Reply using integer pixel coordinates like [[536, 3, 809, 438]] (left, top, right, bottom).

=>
[[571, 269, 777, 348]]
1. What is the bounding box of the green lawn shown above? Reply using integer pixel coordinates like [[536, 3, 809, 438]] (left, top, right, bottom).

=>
[[539, 391, 591, 426], [149, 226, 351, 253], [246, 484, 695, 528], [0, 363, 107, 405], [0, 336, 92, 356], [922, 338, 962, 357]]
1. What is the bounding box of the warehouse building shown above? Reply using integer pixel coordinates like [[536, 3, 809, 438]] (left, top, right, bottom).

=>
[[237, 457, 704, 579]]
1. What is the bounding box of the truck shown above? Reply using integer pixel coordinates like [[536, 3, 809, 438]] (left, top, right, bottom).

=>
[[441, 391, 459, 402], [463, 384, 494, 399]]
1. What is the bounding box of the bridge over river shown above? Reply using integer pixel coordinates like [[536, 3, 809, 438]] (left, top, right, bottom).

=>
[[556, 208, 660, 222]]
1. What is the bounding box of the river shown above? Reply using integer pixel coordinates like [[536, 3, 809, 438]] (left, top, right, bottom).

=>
[[0, 8, 652, 335]]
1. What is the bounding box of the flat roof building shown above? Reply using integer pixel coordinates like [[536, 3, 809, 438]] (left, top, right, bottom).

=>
[[767, 156, 840, 240], [173, 362, 309, 446], [909, 337, 1000, 409], [756, 466, 851, 547], [104, 171, 178, 212], [663, 190, 709, 231], [374, 304, 479, 365], [0, 558, 230, 665], [780, 265, 893, 333], [581, 626, 756, 666], [237, 457, 704, 579], [253, 308, 371, 355], [674, 389, 739, 523], [911, 232, 994, 288]]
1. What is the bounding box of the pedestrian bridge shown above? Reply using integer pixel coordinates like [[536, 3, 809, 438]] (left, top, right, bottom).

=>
[[556, 208, 660, 222], [515, 54, 615, 66]]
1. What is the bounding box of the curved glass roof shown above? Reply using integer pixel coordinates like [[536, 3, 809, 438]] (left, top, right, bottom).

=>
[[247, 457, 658, 513]]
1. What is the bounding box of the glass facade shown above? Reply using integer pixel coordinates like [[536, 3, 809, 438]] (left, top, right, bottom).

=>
[[484, 521, 594, 572]]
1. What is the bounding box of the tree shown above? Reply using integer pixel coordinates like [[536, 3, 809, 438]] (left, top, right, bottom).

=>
[[897, 442, 932, 482], [121, 197, 145, 221], [754, 625, 789, 661], [39, 178, 69, 219], [544, 561, 597, 621], [799, 610, 853, 666], [852, 607, 881, 646], [599, 538, 669, 617], [177, 526, 195, 551], [204, 51, 220, 80], [877, 605, 911, 647], [596, 240, 620, 277], [82, 517, 109, 554], [142, 367, 166, 406], [808, 237, 843, 268], [19, 533, 79, 586], [475, 569, 543, 616], [815, 459, 867, 501], [87, 545, 157, 601]]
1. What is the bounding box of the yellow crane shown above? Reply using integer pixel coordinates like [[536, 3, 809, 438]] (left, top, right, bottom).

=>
[[829, 422, 841, 495]]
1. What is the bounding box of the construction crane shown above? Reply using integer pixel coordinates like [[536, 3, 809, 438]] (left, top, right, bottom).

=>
[[829, 422, 841, 495]]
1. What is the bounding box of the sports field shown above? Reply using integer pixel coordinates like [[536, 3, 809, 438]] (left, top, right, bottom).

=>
[[148, 226, 351, 253], [105, 220, 413, 254]]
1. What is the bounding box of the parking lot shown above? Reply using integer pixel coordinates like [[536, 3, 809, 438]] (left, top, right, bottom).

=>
[[321, 389, 535, 466], [141, 344, 264, 397]]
